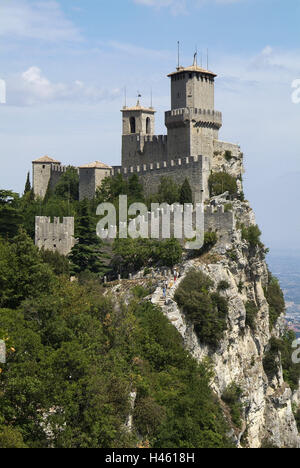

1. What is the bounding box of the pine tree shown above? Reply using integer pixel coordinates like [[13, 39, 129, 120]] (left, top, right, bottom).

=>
[[24, 172, 31, 194], [69, 200, 106, 276], [0, 190, 23, 239], [179, 178, 193, 205]]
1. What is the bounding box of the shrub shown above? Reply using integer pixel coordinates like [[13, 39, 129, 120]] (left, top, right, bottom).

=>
[[208, 172, 238, 197], [264, 273, 285, 330], [174, 270, 229, 348], [227, 249, 238, 262], [112, 238, 183, 274], [224, 150, 233, 162], [197, 231, 218, 256], [133, 397, 166, 437], [224, 203, 233, 212], [245, 301, 259, 330], [221, 383, 243, 429], [157, 239, 183, 268], [263, 332, 300, 391], [217, 280, 230, 292], [263, 337, 283, 381], [241, 225, 263, 248], [179, 178, 193, 205]]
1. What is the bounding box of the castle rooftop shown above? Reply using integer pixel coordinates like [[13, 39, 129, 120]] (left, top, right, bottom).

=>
[[168, 65, 217, 78], [33, 155, 61, 164], [121, 99, 155, 113], [78, 161, 112, 169]]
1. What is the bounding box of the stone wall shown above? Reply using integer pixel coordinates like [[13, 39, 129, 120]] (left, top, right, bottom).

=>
[[35, 216, 75, 256], [113, 156, 206, 203], [204, 205, 235, 244]]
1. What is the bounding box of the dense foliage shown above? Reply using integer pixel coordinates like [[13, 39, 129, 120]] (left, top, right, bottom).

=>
[[241, 224, 263, 248], [264, 272, 285, 330], [0, 230, 233, 448], [174, 270, 229, 349], [112, 238, 183, 274], [221, 383, 243, 429]]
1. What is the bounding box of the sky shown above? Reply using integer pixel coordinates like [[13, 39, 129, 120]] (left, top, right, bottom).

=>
[[0, 0, 300, 252]]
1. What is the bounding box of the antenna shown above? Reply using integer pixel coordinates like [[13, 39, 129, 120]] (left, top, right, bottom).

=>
[[150, 87, 153, 108], [207, 49, 209, 70], [177, 41, 180, 69], [193, 45, 198, 67], [124, 86, 127, 108]]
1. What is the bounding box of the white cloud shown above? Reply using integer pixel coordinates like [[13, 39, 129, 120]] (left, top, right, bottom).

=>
[[134, 0, 243, 15], [0, 0, 82, 42], [7, 67, 121, 106]]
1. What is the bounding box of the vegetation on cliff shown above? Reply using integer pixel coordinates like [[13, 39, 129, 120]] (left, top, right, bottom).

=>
[[0, 228, 233, 448], [174, 270, 229, 349]]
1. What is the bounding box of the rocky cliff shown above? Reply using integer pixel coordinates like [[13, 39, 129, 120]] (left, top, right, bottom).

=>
[[149, 151, 300, 448]]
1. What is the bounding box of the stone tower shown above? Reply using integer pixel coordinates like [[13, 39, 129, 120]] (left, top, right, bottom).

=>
[[79, 161, 112, 201], [165, 61, 222, 160], [121, 99, 156, 167]]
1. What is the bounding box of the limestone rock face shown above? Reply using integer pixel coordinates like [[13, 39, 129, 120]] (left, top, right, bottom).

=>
[[151, 201, 300, 448]]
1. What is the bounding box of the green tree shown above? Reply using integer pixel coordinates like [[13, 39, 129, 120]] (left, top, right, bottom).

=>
[[96, 174, 129, 203], [241, 224, 263, 248], [208, 172, 238, 197], [128, 174, 144, 202], [0, 228, 57, 309], [24, 172, 31, 195], [157, 239, 182, 267], [0, 190, 23, 239], [156, 177, 180, 205], [174, 270, 228, 348], [54, 166, 79, 201], [264, 273, 285, 330], [179, 178, 193, 205], [0, 426, 28, 448]]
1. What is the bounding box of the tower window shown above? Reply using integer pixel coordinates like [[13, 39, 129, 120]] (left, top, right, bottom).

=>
[[130, 117, 136, 134], [146, 117, 151, 134]]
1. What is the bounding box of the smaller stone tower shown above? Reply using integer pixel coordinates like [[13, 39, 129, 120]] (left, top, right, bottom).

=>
[[79, 161, 112, 201], [32, 155, 61, 199], [121, 99, 156, 167]]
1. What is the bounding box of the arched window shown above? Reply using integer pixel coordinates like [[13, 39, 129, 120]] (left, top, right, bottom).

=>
[[130, 117, 136, 134], [146, 117, 151, 134]]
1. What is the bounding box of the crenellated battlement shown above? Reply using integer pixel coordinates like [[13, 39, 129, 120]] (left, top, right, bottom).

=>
[[51, 164, 79, 174], [165, 107, 222, 129], [113, 154, 202, 177]]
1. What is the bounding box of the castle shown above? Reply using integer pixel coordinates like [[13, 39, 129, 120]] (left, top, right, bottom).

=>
[[34, 57, 243, 255], [32, 57, 241, 204]]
